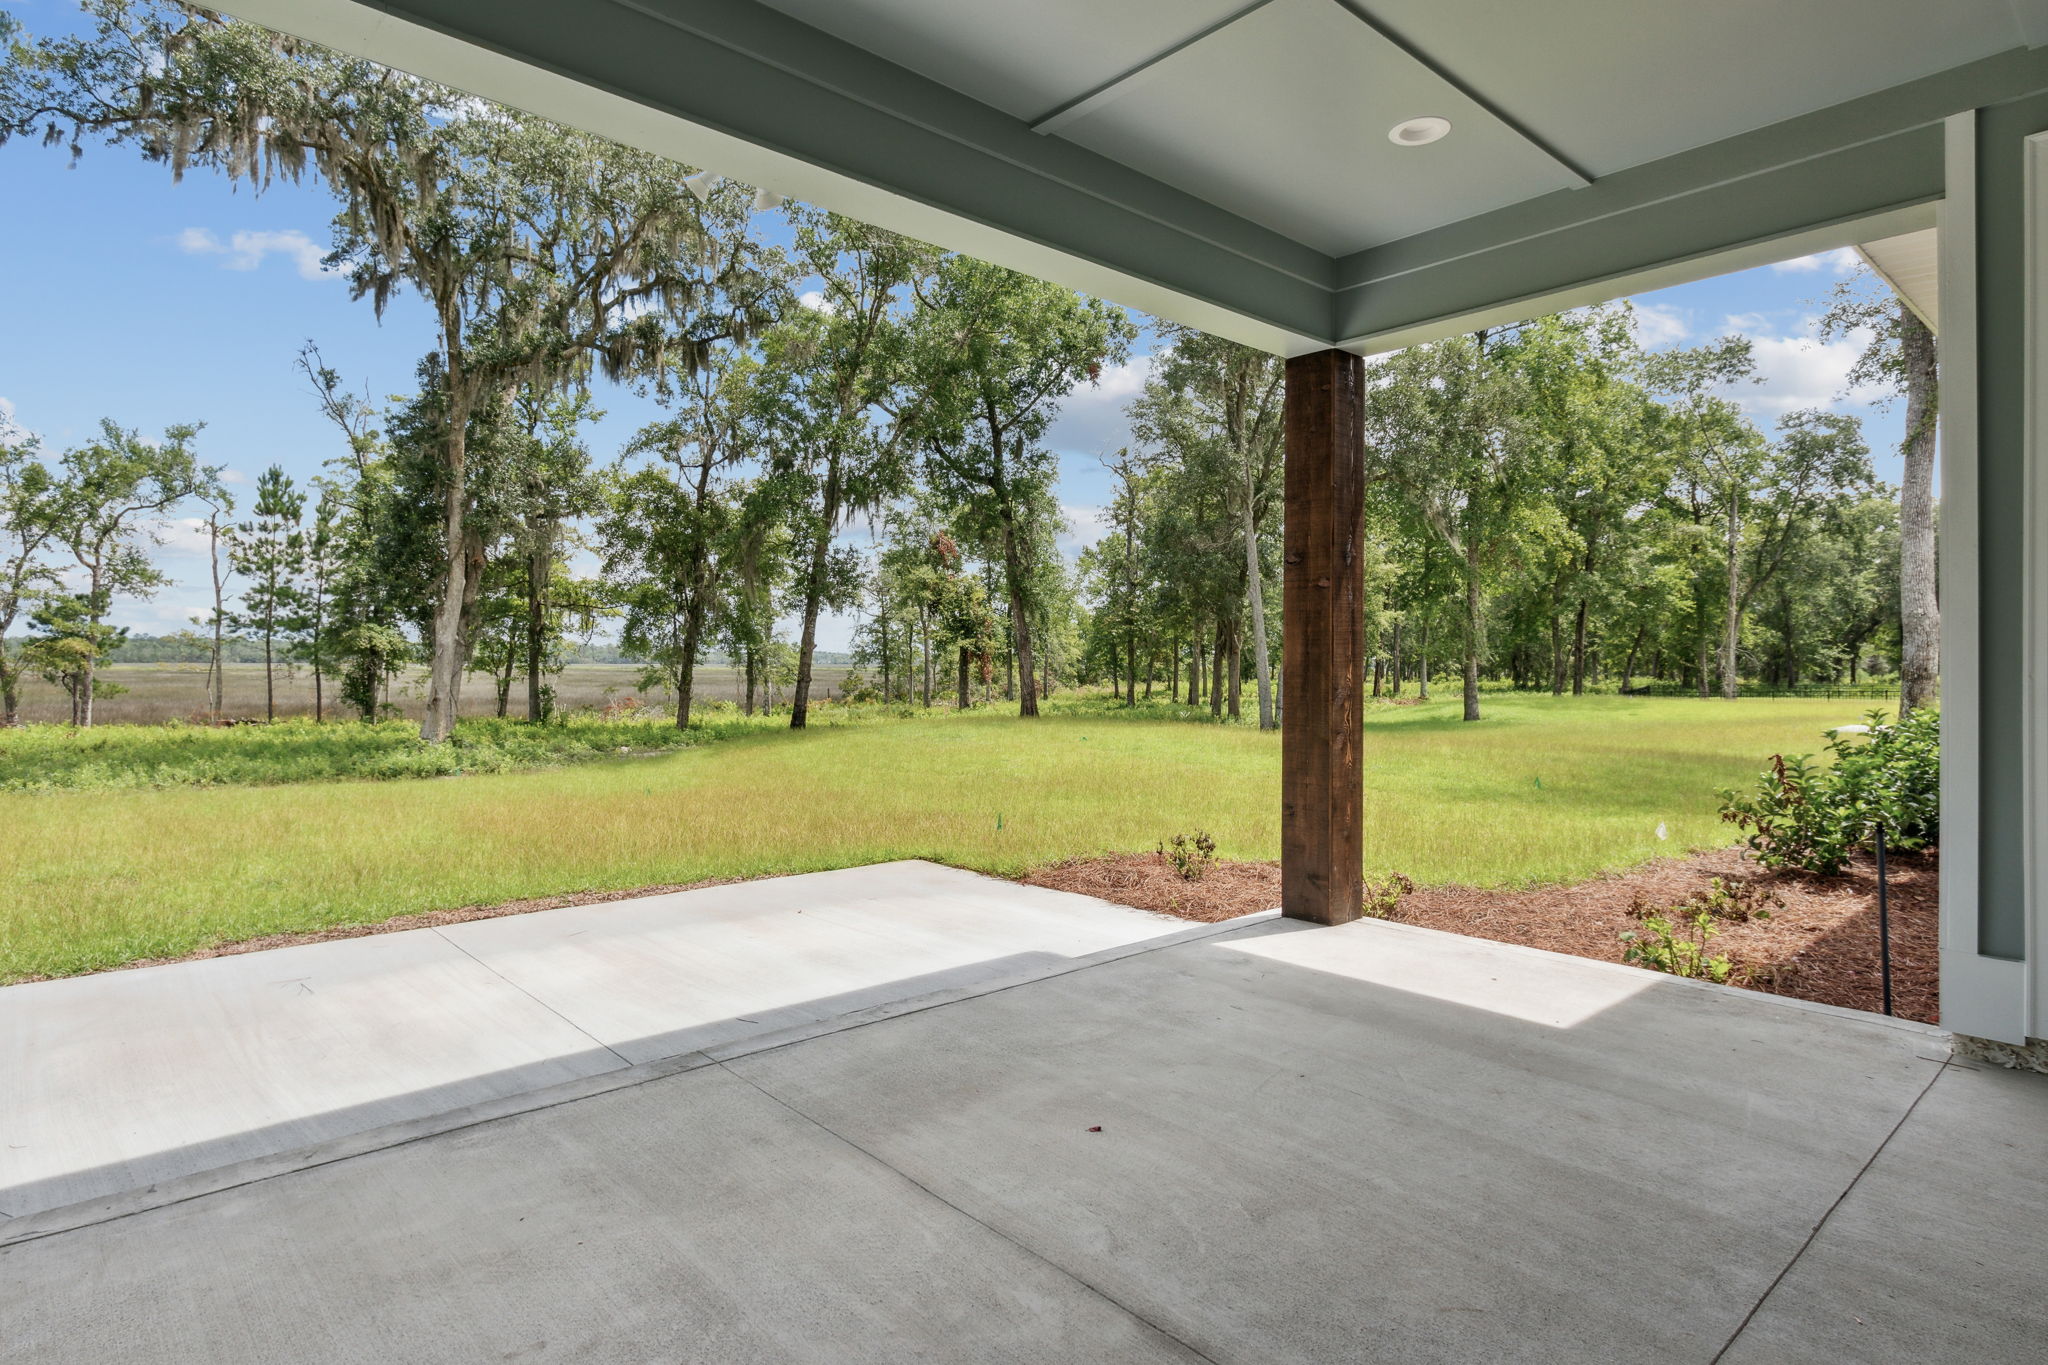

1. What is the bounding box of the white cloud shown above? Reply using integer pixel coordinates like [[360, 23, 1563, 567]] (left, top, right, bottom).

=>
[[220, 468, 249, 485], [1770, 246, 1862, 276], [1059, 503, 1108, 553], [1044, 352, 1157, 456], [1629, 302, 1690, 348], [178, 227, 337, 280], [1711, 317, 1884, 419], [0, 396, 30, 444], [796, 289, 837, 314]]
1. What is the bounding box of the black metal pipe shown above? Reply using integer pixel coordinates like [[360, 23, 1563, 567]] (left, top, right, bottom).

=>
[[1876, 822, 1893, 1017]]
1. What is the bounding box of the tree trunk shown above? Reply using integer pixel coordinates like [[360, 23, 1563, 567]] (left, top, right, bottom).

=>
[[1210, 621, 1225, 719], [526, 543, 548, 722], [1462, 548, 1482, 722], [1240, 466, 1276, 730], [495, 628, 514, 718], [1897, 305, 1940, 715], [1571, 597, 1590, 696], [999, 515, 1039, 718], [744, 648, 758, 715], [790, 458, 842, 730], [957, 645, 970, 710], [1390, 618, 1403, 697], [919, 604, 932, 708], [1620, 625, 1645, 695], [1720, 497, 1742, 701], [1226, 629, 1242, 721], [1419, 617, 1431, 700], [422, 387, 475, 744], [1548, 609, 1565, 697], [675, 603, 705, 730]]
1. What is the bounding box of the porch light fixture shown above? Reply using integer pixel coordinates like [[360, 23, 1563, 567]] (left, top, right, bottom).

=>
[[1387, 116, 1451, 147], [752, 188, 786, 211], [682, 170, 716, 201]]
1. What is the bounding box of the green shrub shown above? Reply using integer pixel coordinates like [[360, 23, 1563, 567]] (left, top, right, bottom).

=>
[[1159, 830, 1217, 881], [1361, 872, 1414, 919], [1620, 909, 1735, 982], [1717, 708, 1938, 874]]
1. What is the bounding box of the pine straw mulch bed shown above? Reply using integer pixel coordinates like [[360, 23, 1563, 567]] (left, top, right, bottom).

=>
[[1022, 846, 1939, 1024]]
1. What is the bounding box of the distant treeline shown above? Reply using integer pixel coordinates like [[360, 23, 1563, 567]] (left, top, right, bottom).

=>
[[1, 635, 857, 669]]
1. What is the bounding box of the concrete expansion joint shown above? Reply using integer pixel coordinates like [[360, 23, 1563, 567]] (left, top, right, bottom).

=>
[[1706, 1058, 1953, 1363], [714, 1059, 1226, 1365], [427, 927, 636, 1070]]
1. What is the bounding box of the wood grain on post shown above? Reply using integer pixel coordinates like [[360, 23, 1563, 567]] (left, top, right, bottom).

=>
[[1281, 349, 1365, 925]]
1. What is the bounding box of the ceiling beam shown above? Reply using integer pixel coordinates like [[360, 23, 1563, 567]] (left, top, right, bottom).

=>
[[1029, 0, 1279, 137], [1336, 42, 2048, 350], [223, 0, 1339, 353]]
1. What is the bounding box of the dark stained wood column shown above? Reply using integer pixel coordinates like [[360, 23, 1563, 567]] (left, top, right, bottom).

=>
[[1281, 349, 1365, 925]]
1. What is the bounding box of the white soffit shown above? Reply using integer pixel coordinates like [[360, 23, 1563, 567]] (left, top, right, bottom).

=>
[[1857, 228, 1941, 332]]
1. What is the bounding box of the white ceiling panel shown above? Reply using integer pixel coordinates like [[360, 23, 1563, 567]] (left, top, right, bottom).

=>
[[1047, 0, 1583, 254], [1361, 0, 2042, 178], [754, 0, 1255, 121]]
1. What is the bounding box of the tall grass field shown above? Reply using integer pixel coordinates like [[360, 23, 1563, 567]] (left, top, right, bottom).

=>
[[0, 694, 1877, 982]]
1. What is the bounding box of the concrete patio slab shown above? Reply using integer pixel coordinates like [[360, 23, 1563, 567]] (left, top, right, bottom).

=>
[[3, 1065, 1203, 1364], [0, 927, 617, 1218], [7, 912, 2026, 1364], [439, 859, 1186, 1063], [0, 860, 1187, 1218], [1718, 1060, 2048, 1364]]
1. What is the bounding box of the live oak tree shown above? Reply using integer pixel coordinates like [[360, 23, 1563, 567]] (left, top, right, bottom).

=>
[[7, 2, 781, 741], [0, 420, 60, 727], [601, 354, 760, 729], [752, 212, 932, 729], [1130, 328, 1286, 728], [45, 420, 217, 726], [905, 255, 1134, 718], [1365, 329, 1544, 722]]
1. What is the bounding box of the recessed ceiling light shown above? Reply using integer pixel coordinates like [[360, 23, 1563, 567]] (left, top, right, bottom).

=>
[[1388, 116, 1452, 147]]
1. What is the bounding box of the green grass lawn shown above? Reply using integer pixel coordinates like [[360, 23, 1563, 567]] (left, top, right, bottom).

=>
[[0, 693, 1877, 982]]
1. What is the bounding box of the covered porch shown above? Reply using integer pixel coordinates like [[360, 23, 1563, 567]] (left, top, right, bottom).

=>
[[9, 1, 2048, 1359]]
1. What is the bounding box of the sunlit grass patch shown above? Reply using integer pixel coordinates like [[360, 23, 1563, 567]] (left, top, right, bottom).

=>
[[0, 694, 1876, 982]]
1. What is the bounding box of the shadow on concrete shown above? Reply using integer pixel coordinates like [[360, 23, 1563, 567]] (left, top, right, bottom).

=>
[[2, 948, 1071, 1219]]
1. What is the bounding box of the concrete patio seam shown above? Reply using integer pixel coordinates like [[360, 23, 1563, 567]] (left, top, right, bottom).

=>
[[1707, 1058, 1952, 1363], [715, 1059, 1227, 1365], [0, 912, 1265, 1248], [427, 925, 636, 1070]]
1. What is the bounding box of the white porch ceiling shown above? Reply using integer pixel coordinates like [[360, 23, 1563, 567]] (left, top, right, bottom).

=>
[[758, 0, 2042, 255], [227, 0, 2048, 352]]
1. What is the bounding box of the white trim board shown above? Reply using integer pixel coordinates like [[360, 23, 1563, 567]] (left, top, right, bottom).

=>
[[2024, 130, 2048, 1041], [1940, 112, 2028, 1044]]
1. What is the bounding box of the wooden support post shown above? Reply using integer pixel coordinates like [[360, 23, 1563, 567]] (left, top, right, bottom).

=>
[[1282, 349, 1365, 925]]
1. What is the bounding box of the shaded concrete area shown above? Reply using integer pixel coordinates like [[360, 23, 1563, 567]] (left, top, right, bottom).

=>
[[7, 912, 2034, 1363], [0, 861, 1186, 1216]]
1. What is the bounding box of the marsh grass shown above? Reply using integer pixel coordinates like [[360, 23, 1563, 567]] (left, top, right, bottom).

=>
[[0, 708, 872, 791], [0, 693, 1876, 982]]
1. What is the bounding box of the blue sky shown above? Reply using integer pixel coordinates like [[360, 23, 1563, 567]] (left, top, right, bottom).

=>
[[0, 44, 1906, 653]]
